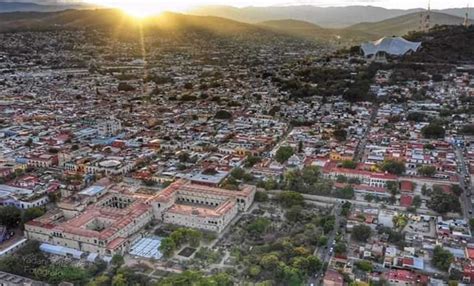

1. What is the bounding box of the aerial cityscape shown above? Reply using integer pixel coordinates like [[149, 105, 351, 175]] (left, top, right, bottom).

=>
[[0, 0, 473, 285]]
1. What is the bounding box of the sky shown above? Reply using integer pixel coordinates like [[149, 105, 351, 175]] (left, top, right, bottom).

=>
[[82, 0, 471, 10]]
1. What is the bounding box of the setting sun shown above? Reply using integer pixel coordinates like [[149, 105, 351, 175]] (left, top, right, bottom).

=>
[[86, 0, 196, 18]]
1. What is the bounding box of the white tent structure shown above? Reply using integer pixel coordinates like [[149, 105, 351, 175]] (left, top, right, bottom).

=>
[[361, 37, 422, 58]]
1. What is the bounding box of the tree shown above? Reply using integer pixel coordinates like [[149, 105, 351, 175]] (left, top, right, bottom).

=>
[[406, 112, 426, 122], [333, 128, 347, 142], [297, 141, 304, 153], [421, 184, 430, 196], [88, 275, 110, 286], [418, 165, 436, 177], [306, 256, 322, 273], [427, 188, 461, 214], [159, 237, 176, 257], [117, 82, 135, 92], [365, 194, 374, 202], [422, 123, 445, 139], [48, 191, 61, 203], [412, 195, 422, 208], [22, 207, 45, 224], [111, 254, 124, 267], [245, 155, 261, 168], [334, 186, 354, 199], [381, 160, 406, 175], [263, 179, 278, 191], [215, 110, 232, 120], [275, 146, 294, 164], [260, 254, 279, 270], [392, 214, 408, 230], [111, 274, 127, 286], [285, 205, 303, 222], [334, 242, 347, 255], [178, 152, 190, 163], [355, 260, 373, 272], [248, 265, 262, 277], [246, 218, 271, 236], [276, 191, 304, 208], [230, 168, 245, 180], [352, 224, 372, 242], [461, 124, 474, 136], [341, 160, 357, 169], [341, 202, 352, 217], [451, 185, 463, 196], [0, 206, 21, 228], [432, 246, 453, 271], [186, 229, 202, 248], [386, 181, 399, 196], [318, 235, 328, 246], [254, 191, 269, 202]]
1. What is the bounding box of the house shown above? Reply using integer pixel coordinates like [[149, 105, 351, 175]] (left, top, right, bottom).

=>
[[323, 269, 344, 286]]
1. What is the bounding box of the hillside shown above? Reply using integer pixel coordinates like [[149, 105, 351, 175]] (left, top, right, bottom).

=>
[[259, 19, 377, 43], [404, 25, 474, 63], [349, 12, 466, 37], [0, 1, 93, 12], [0, 9, 470, 45], [189, 5, 423, 28], [0, 9, 283, 39]]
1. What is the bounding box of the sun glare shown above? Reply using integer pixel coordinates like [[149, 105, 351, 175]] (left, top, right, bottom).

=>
[[121, 5, 162, 18], [88, 0, 196, 18]]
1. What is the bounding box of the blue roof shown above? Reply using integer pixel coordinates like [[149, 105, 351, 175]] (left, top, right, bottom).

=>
[[129, 237, 163, 260], [79, 186, 105, 196], [40, 243, 83, 259]]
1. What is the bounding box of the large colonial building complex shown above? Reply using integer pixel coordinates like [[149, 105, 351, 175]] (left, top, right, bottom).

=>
[[24, 180, 255, 256], [149, 180, 255, 233]]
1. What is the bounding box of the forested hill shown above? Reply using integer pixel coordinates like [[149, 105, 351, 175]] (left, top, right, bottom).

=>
[[404, 25, 474, 63]]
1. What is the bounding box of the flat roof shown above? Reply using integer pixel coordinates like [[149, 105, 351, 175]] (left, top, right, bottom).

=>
[[179, 171, 229, 184], [129, 237, 163, 260], [79, 186, 105, 196]]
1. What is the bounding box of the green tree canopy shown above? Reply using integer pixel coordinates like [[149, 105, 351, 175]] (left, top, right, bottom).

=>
[[0, 206, 21, 228], [381, 159, 406, 175], [417, 165, 436, 177], [352, 224, 372, 242], [432, 246, 454, 271], [275, 146, 294, 164], [422, 123, 445, 139], [276, 191, 304, 208]]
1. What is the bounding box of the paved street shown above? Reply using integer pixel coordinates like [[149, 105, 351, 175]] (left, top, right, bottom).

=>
[[454, 145, 473, 220], [308, 204, 342, 286], [353, 105, 379, 163]]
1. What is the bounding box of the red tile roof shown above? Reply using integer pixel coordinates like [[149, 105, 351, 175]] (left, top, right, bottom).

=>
[[400, 195, 413, 207]]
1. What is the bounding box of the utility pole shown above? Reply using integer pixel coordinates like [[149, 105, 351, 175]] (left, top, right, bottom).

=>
[[464, 3, 471, 27]]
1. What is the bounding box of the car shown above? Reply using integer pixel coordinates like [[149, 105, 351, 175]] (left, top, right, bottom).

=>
[[329, 247, 333, 253]]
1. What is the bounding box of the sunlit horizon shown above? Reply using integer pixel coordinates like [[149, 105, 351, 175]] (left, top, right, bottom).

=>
[[83, 0, 472, 13], [84, 1, 194, 17]]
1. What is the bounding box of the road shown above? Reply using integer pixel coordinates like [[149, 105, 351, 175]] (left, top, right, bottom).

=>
[[353, 104, 379, 163], [269, 190, 439, 216], [307, 204, 342, 286], [454, 145, 473, 220]]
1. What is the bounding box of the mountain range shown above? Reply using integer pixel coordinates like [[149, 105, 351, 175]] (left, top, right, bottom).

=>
[[0, 5, 469, 44], [189, 5, 472, 28], [1, 2, 471, 28], [0, 0, 95, 12]]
